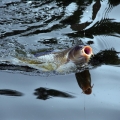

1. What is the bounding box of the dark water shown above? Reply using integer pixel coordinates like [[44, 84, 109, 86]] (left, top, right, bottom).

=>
[[0, 0, 120, 120]]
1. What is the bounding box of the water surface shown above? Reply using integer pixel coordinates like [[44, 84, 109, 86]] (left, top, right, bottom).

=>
[[0, 0, 120, 120]]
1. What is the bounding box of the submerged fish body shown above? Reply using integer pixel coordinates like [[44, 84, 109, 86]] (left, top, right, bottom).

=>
[[17, 45, 93, 72]]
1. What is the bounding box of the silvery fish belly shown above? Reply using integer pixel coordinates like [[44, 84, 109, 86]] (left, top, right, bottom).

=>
[[17, 54, 60, 71], [35, 54, 62, 71], [37, 54, 76, 72]]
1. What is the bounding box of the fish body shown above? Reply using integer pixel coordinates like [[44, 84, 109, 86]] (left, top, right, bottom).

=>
[[17, 45, 93, 72]]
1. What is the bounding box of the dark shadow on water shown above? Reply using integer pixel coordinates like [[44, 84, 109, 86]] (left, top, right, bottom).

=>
[[109, 0, 120, 6], [0, 89, 23, 96], [0, 63, 36, 72], [0, 0, 120, 40], [92, 0, 101, 20], [71, 0, 101, 32], [71, 20, 120, 39], [69, 0, 120, 38], [90, 49, 120, 66], [34, 87, 75, 100]]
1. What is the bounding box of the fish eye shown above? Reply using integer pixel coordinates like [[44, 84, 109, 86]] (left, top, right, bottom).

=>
[[74, 45, 83, 51], [78, 45, 84, 49]]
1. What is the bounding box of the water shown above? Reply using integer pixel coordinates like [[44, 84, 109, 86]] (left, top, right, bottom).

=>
[[0, 0, 120, 120]]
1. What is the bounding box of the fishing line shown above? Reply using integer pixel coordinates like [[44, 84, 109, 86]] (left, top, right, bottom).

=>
[[84, 94, 86, 120]]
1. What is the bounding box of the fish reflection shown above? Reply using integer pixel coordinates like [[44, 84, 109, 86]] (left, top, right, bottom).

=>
[[0, 89, 23, 96], [34, 87, 75, 100], [75, 70, 93, 95]]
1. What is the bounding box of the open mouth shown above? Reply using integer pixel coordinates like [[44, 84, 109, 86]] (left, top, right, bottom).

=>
[[83, 46, 93, 55], [84, 46, 92, 54], [81, 46, 93, 62]]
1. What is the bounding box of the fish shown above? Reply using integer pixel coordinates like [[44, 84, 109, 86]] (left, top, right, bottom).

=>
[[17, 45, 93, 72]]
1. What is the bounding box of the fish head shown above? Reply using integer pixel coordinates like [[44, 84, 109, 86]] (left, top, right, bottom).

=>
[[68, 45, 93, 64]]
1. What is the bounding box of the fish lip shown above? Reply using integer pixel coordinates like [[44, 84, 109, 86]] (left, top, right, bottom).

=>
[[82, 84, 94, 95], [81, 46, 93, 62], [83, 87, 92, 95]]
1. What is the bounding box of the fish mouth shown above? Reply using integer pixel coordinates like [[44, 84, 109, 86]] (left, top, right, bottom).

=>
[[83, 87, 92, 95], [81, 46, 93, 62]]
